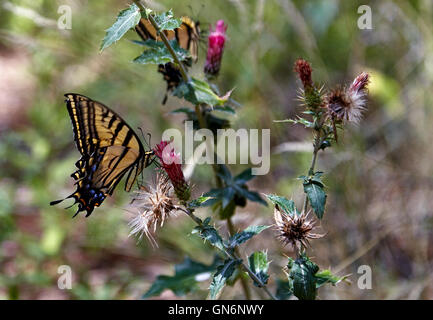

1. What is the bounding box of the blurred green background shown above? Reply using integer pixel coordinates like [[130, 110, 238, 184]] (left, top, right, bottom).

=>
[[0, 0, 432, 299]]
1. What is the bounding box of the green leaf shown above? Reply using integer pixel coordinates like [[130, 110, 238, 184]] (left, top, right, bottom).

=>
[[188, 196, 217, 208], [274, 116, 314, 128], [315, 270, 350, 288], [266, 194, 299, 216], [233, 185, 267, 206], [133, 39, 189, 65], [192, 218, 225, 251], [275, 279, 292, 300], [170, 107, 194, 115], [214, 105, 236, 115], [100, 3, 141, 51], [248, 251, 270, 287], [173, 78, 232, 107], [302, 173, 326, 219], [228, 225, 270, 248], [287, 254, 319, 300], [143, 256, 220, 298], [152, 9, 182, 31], [209, 259, 240, 299], [234, 168, 255, 184]]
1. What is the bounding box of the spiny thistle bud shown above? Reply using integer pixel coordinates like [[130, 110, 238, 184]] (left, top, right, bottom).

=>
[[154, 140, 190, 202], [274, 208, 323, 249], [128, 174, 177, 246], [325, 72, 370, 124], [294, 59, 313, 89], [204, 20, 227, 78]]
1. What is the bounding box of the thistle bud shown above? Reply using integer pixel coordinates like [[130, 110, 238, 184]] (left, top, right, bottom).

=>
[[204, 20, 227, 77], [154, 141, 190, 202]]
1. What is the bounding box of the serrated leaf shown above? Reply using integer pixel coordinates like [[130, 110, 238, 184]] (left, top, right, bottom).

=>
[[303, 178, 326, 219], [287, 255, 319, 300], [248, 251, 270, 287], [233, 185, 267, 206], [214, 105, 236, 115], [173, 78, 232, 107], [100, 3, 141, 51], [234, 168, 255, 184], [192, 219, 225, 251], [152, 9, 182, 31], [133, 39, 189, 65], [188, 196, 217, 208], [315, 270, 350, 288], [266, 194, 299, 216], [209, 259, 240, 300], [228, 225, 270, 248], [275, 279, 292, 300], [143, 256, 220, 298]]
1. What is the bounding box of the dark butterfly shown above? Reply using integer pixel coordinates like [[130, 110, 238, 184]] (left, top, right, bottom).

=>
[[50, 93, 154, 217], [135, 16, 201, 104]]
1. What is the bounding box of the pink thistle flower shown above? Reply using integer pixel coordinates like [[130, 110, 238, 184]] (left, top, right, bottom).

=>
[[204, 20, 227, 77], [154, 140, 190, 202]]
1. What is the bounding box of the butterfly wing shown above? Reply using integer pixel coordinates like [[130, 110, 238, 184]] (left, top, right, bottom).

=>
[[51, 93, 154, 217], [135, 16, 200, 61], [135, 17, 200, 104]]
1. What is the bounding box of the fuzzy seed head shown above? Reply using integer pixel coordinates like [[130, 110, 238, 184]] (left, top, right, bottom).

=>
[[128, 174, 177, 246]]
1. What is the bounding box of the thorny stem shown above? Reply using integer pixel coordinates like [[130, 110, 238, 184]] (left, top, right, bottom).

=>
[[181, 207, 278, 300], [133, 0, 190, 82], [227, 217, 252, 300], [134, 1, 254, 298]]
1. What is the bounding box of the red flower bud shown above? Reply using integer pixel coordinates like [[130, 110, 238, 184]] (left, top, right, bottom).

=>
[[294, 59, 313, 89], [154, 141, 190, 202]]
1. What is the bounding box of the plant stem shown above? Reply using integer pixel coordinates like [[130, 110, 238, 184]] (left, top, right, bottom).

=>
[[133, 0, 190, 82], [227, 217, 252, 300], [182, 207, 277, 300]]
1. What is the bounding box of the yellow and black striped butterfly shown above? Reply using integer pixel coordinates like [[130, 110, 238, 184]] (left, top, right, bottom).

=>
[[50, 93, 154, 217], [135, 16, 200, 62], [135, 16, 201, 104]]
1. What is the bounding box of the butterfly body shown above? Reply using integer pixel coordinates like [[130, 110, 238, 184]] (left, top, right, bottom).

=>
[[135, 16, 200, 104], [51, 94, 154, 217]]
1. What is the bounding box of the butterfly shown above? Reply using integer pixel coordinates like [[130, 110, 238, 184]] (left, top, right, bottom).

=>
[[135, 16, 201, 104], [50, 93, 155, 217], [135, 16, 200, 62]]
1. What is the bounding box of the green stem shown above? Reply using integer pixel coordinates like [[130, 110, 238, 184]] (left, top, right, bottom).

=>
[[133, 0, 190, 82], [182, 207, 277, 300]]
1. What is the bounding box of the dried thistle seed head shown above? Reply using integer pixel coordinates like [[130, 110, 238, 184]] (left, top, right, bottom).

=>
[[127, 173, 178, 246], [325, 72, 370, 124], [274, 208, 323, 249]]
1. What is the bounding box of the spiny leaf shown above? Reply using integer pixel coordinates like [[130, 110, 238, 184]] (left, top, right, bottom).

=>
[[188, 196, 217, 208], [152, 9, 181, 31], [192, 218, 225, 251], [228, 225, 270, 248], [275, 279, 292, 300], [209, 259, 240, 300], [302, 173, 326, 219], [143, 256, 220, 298], [100, 3, 141, 51], [315, 270, 350, 288], [248, 251, 270, 287], [287, 254, 319, 300], [266, 194, 299, 216], [173, 78, 232, 107], [133, 39, 189, 65]]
